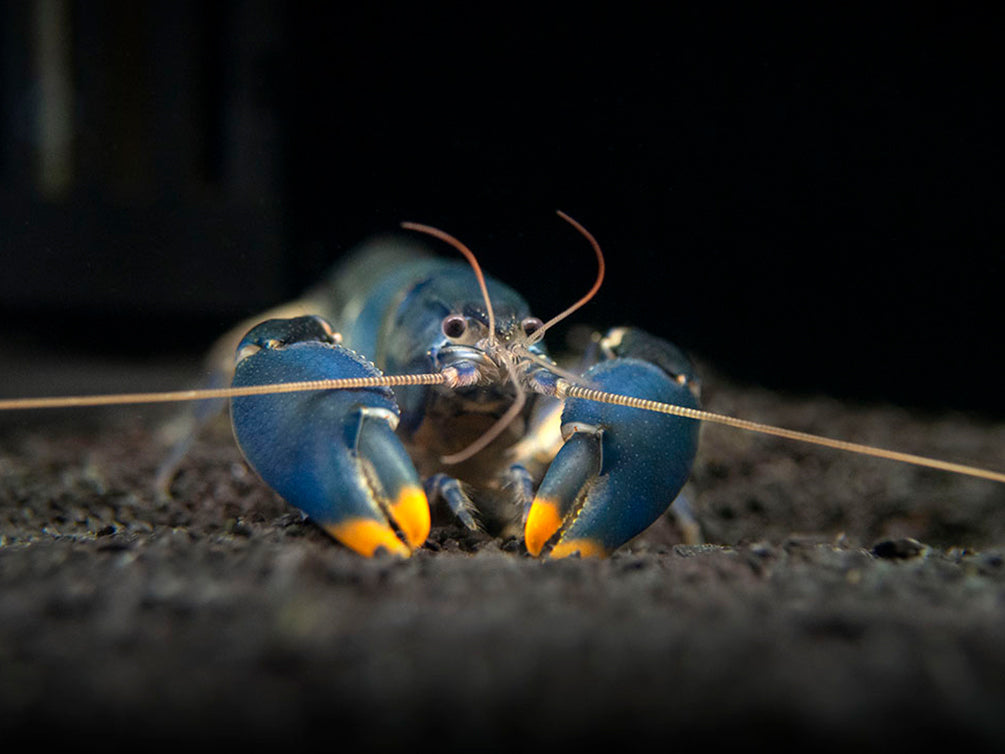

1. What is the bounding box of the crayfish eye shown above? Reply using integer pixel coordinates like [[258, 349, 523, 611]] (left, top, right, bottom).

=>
[[442, 314, 467, 339], [521, 317, 544, 337]]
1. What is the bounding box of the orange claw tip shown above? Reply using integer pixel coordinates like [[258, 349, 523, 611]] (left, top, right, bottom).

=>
[[325, 519, 411, 558], [388, 485, 431, 550], [549, 538, 608, 560], [524, 497, 563, 557]]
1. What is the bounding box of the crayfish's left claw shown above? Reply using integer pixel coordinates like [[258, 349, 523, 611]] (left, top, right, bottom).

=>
[[524, 430, 602, 556], [230, 317, 430, 557], [525, 352, 700, 558]]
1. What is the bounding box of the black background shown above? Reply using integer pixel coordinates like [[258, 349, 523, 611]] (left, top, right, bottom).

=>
[[2, 4, 1001, 415]]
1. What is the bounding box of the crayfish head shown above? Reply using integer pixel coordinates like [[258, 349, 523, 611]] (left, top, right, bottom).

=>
[[433, 305, 550, 388]]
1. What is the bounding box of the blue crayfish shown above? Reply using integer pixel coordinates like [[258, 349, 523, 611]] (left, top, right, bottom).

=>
[[2, 214, 1001, 556], [225, 213, 701, 558]]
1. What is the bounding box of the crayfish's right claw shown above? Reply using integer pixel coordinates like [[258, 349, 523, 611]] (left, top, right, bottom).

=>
[[230, 317, 430, 558]]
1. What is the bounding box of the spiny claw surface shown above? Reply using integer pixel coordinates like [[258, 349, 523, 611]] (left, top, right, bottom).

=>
[[525, 356, 700, 558], [230, 317, 430, 557]]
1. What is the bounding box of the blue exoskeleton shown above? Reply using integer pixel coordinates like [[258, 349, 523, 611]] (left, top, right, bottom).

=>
[[230, 316, 429, 557], [224, 218, 701, 558]]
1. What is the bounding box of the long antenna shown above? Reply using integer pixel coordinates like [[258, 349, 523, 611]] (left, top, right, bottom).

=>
[[557, 381, 1005, 484], [1, 374, 1002, 482], [0, 373, 447, 410]]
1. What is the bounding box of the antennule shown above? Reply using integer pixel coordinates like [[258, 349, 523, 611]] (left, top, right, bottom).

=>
[[527, 210, 606, 344], [401, 221, 497, 343]]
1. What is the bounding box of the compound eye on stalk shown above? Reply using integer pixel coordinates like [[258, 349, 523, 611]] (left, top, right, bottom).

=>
[[442, 314, 467, 339], [521, 317, 544, 337]]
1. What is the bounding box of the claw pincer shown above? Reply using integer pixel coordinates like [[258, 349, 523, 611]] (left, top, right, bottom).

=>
[[230, 317, 430, 557], [525, 331, 701, 558]]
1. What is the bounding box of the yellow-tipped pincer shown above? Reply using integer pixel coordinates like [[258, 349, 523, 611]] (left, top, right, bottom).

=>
[[549, 538, 608, 559], [326, 519, 412, 558], [387, 485, 431, 551], [524, 497, 563, 557]]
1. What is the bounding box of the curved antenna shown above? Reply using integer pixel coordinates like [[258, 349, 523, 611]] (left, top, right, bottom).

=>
[[400, 221, 497, 343], [440, 351, 528, 465], [527, 210, 606, 345]]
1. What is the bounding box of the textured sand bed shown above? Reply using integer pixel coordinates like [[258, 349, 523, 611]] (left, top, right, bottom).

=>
[[1, 354, 1003, 748]]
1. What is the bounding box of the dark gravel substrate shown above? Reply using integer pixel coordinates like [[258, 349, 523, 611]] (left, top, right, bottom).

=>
[[1, 352, 1003, 750]]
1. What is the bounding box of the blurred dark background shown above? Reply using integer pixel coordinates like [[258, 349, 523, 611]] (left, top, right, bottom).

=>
[[1, 3, 1001, 415]]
